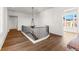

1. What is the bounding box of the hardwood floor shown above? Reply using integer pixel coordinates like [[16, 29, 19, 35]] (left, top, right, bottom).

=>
[[1, 29, 77, 51]]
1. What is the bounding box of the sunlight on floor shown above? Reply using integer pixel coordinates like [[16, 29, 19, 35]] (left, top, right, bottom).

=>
[[62, 32, 78, 47]]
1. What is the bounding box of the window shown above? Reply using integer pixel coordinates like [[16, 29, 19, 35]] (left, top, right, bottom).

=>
[[63, 12, 78, 33]]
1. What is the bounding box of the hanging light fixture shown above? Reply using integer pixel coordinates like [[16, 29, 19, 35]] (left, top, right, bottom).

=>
[[31, 7, 35, 28]]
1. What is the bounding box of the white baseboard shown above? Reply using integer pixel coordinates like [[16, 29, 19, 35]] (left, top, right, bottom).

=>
[[50, 32, 63, 36], [21, 31, 50, 44], [0, 32, 8, 50]]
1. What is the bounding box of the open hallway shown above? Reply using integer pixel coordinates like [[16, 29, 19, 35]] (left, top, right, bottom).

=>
[[0, 7, 78, 51]]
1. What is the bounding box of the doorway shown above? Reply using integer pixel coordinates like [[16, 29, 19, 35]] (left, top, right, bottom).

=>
[[8, 16, 18, 30]]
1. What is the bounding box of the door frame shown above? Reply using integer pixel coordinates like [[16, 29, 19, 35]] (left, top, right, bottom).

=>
[[8, 16, 18, 31]]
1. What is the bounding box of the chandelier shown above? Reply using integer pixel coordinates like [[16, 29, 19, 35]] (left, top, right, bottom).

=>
[[31, 7, 35, 28]]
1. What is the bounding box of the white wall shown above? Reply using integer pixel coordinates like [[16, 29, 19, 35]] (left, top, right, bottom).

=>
[[0, 8, 3, 33], [38, 8, 66, 36], [8, 11, 35, 30], [0, 7, 8, 49]]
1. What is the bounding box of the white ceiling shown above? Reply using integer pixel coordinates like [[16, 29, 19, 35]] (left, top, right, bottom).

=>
[[8, 7, 52, 14]]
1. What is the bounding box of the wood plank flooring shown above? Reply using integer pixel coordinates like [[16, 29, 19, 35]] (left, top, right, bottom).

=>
[[1, 29, 77, 51]]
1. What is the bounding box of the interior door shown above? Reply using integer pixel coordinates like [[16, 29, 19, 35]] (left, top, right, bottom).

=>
[[9, 16, 18, 30]]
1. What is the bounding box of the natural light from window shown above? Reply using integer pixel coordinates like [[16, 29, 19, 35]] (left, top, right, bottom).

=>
[[63, 12, 79, 33]]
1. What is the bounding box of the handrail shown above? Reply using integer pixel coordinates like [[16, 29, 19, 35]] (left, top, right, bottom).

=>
[[30, 32, 38, 40], [22, 25, 49, 40]]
